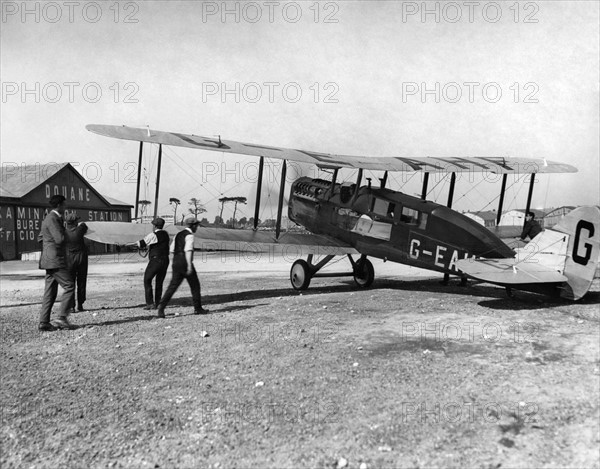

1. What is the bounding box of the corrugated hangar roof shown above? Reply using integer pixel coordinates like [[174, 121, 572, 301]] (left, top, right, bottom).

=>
[[103, 195, 132, 207], [0, 162, 131, 206], [465, 210, 498, 221], [0, 163, 67, 198]]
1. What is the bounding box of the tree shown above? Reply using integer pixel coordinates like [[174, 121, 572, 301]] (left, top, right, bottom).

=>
[[239, 217, 248, 227], [169, 197, 180, 224], [214, 215, 223, 226], [218, 196, 247, 228], [188, 198, 207, 218]]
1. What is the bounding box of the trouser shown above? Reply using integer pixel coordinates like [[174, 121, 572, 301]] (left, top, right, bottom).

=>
[[67, 251, 88, 308], [144, 256, 169, 305], [158, 258, 202, 311], [39, 268, 75, 323]]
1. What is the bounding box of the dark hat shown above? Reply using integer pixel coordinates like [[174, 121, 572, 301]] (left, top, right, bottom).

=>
[[64, 212, 80, 223], [151, 217, 165, 228], [183, 215, 200, 227], [49, 194, 66, 208]]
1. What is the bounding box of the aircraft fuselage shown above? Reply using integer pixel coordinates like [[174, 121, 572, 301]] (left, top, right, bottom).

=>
[[289, 177, 514, 275]]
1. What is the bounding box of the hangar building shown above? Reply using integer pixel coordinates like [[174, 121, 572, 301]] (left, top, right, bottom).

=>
[[0, 163, 132, 261], [464, 210, 498, 228]]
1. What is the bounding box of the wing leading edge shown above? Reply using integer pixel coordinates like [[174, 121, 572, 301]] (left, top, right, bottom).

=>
[[84, 222, 357, 256], [86, 124, 578, 174]]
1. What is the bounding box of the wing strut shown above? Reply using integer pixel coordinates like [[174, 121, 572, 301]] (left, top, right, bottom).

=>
[[380, 171, 388, 189], [442, 172, 457, 285], [328, 168, 339, 199], [496, 174, 508, 225], [253, 156, 264, 230], [275, 160, 287, 239], [134, 141, 143, 221], [153, 144, 163, 219], [352, 169, 363, 203], [446, 172, 456, 208], [524, 172, 536, 227], [421, 172, 430, 200]]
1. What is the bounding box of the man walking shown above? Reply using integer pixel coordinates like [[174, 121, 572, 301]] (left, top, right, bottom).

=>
[[64, 212, 89, 312], [38, 195, 75, 331], [137, 217, 170, 309], [157, 215, 208, 318]]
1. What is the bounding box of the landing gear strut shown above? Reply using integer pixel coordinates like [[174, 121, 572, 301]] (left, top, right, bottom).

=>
[[289, 254, 375, 291], [440, 273, 469, 286]]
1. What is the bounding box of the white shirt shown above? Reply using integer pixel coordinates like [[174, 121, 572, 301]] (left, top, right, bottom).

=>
[[169, 228, 195, 254]]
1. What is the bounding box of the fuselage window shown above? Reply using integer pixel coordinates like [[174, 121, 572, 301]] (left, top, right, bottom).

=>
[[372, 198, 394, 218], [340, 183, 354, 204], [400, 207, 420, 224]]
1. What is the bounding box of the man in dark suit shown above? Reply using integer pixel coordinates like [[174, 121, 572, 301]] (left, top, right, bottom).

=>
[[520, 211, 543, 241], [156, 215, 208, 318], [136, 217, 170, 309], [64, 212, 89, 312], [38, 195, 75, 331]]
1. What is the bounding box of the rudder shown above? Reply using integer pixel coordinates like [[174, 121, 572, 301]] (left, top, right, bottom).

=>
[[552, 206, 600, 300]]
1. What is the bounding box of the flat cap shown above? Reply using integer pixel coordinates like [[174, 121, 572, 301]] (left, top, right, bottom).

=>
[[183, 215, 200, 226], [151, 217, 165, 228]]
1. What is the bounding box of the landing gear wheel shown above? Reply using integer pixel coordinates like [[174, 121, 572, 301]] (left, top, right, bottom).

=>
[[353, 259, 374, 288], [290, 260, 312, 290]]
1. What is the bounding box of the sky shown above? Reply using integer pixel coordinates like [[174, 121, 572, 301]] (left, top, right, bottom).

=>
[[1, 0, 599, 223]]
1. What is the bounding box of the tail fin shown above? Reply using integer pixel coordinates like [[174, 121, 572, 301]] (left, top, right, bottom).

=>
[[551, 206, 600, 300]]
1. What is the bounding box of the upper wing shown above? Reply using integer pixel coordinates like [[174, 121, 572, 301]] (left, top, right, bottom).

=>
[[86, 124, 578, 174], [84, 222, 357, 256]]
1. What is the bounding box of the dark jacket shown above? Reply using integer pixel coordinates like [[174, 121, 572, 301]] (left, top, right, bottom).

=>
[[38, 211, 67, 269], [520, 219, 542, 240], [65, 223, 88, 254]]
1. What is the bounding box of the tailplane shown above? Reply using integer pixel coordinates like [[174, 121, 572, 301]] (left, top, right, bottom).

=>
[[457, 206, 599, 301], [551, 206, 600, 300]]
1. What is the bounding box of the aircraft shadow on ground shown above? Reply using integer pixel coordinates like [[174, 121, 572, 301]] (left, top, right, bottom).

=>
[[165, 277, 600, 310], [479, 290, 600, 311], [3, 278, 595, 319], [80, 314, 157, 328], [0, 301, 42, 310], [75, 303, 269, 328], [164, 278, 506, 307], [0, 274, 43, 282], [9, 279, 594, 329]]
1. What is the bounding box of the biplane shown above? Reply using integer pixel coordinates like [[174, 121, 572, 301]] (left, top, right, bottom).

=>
[[84, 124, 599, 301]]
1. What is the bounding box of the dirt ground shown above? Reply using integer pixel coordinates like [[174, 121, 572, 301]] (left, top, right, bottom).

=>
[[1, 252, 599, 469]]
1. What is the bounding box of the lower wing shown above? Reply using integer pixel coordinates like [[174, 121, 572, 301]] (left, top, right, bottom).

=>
[[84, 222, 357, 256]]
